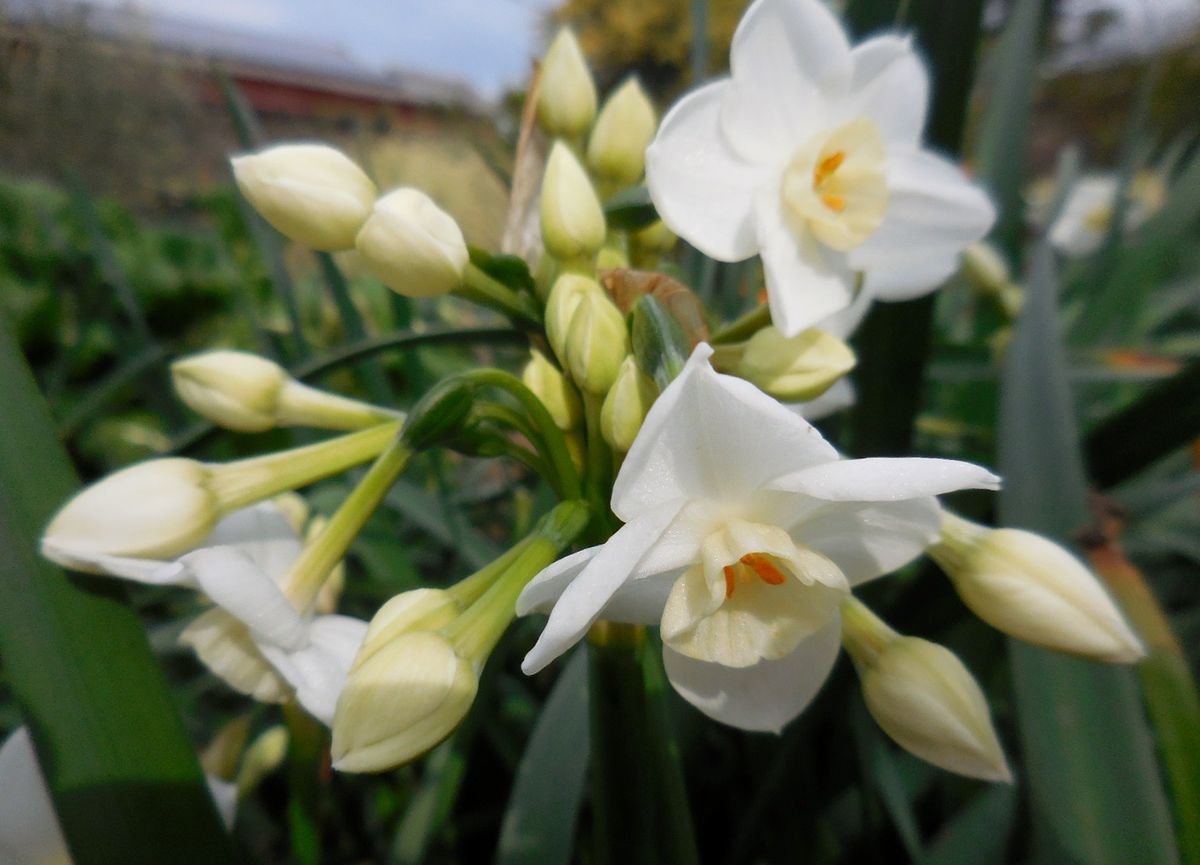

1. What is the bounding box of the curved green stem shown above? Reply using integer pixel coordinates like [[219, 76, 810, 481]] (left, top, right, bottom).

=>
[[460, 263, 543, 328], [710, 304, 771, 344]]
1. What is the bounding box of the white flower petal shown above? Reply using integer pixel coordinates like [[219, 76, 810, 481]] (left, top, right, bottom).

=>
[[0, 727, 68, 865], [770, 457, 1000, 502], [521, 505, 683, 675], [645, 81, 765, 261], [791, 498, 944, 585], [516, 547, 598, 616], [719, 65, 824, 166], [731, 0, 852, 95], [181, 547, 310, 651], [850, 147, 995, 298], [259, 615, 368, 726], [842, 35, 928, 146], [662, 615, 841, 732], [206, 776, 239, 830], [179, 608, 292, 703], [204, 503, 304, 581], [612, 344, 838, 521], [39, 540, 187, 585]]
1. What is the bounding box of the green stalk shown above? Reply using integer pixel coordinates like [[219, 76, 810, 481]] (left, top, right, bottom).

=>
[[710, 304, 771, 344], [582, 392, 614, 539], [0, 314, 238, 865], [460, 263, 543, 328]]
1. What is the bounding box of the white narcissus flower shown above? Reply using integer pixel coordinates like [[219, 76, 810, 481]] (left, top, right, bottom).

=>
[[644, 0, 995, 337], [1032, 172, 1165, 257], [518, 344, 1000, 732], [0, 726, 237, 865], [42, 502, 366, 726]]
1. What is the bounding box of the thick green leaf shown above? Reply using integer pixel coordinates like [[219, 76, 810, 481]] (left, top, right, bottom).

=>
[[998, 242, 1179, 865], [921, 786, 1016, 865], [495, 649, 589, 865], [630, 295, 689, 390], [0, 315, 238, 865], [469, 246, 537, 295]]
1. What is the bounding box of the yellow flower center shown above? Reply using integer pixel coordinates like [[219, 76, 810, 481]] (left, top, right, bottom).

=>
[[781, 118, 889, 252]]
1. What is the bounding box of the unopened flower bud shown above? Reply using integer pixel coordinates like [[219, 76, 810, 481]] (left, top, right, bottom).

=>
[[236, 726, 289, 797], [962, 241, 1011, 296], [630, 219, 677, 266], [352, 588, 462, 669], [42, 458, 220, 567], [172, 350, 397, 433], [332, 630, 478, 772], [356, 188, 468, 298], [931, 513, 1145, 663], [522, 350, 582, 431], [540, 142, 606, 262], [841, 599, 1010, 782], [601, 356, 656, 451], [588, 77, 657, 186], [734, 327, 856, 402], [545, 273, 602, 363], [863, 636, 1011, 782], [566, 290, 629, 395], [231, 143, 376, 251], [536, 28, 597, 139]]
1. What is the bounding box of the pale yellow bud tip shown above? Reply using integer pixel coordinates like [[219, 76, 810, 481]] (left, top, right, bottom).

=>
[[332, 631, 478, 772], [863, 637, 1012, 783], [540, 141, 606, 263], [735, 327, 856, 402], [522, 350, 583, 431], [932, 515, 1146, 664], [588, 77, 657, 186], [536, 28, 597, 139], [601, 356, 656, 452], [565, 290, 629, 396], [42, 458, 219, 566], [172, 351, 288, 433], [232, 143, 376, 251], [356, 188, 469, 298]]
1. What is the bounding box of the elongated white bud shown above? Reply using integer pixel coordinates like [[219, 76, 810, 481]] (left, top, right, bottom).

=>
[[588, 77, 657, 186], [172, 350, 396, 433], [42, 458, 220, 567], [601, 356, 656, 451], [931, 513, 1145, 663], [540, 142, 606, 262], [351, 588, 462, 670], [355, 188, 469, 298], [536, 28, 597, 139], [565, 289, 629, 395], [842, 598, 1010, 782], [522, 349, 583, 431], [544, 273, 602, 364], [232, 143, 376, 251]]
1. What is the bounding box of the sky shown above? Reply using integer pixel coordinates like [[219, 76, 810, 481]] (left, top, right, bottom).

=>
[[77, 0, 561, 98]]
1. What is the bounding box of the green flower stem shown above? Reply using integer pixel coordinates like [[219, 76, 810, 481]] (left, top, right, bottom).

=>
[[588, 624, 655, 865], [710, 303, 771, 344], [463, 370, 583, 501], [444, 500, 589, 661], [207, 421, 402, 512], [582, 392, 615, 539], [839, 596, 899, 668], [474, 402, 542, 449], [283, 438, 413, 611], [277, 380, 403, 431], [460, 263, 543, 328]]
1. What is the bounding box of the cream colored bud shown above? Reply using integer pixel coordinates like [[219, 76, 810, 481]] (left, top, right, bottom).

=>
[[172, 351, 287, 432], [536, 28, 597, 139], [545, 273, 602, 363], [962, 241, 1011, 296], [332, 631, 478, 772], [540, 142, 606, 262], [566, 290, 629, 395], [863, 637, 1011, 782], [42, 458, 220, 567], [173, 350, 398, 432], [236, 725, 289, 796], [356, 188, 469, 298], [736, 327, 856, 402], [353, 588, 462, 669], [587, 77, 657, 186], [522, 350, 583, 431], [601, 356, 656, 452], [596, 242, 630, 271], [931, 514, 1145, 663], [231, 143, 376, 251]]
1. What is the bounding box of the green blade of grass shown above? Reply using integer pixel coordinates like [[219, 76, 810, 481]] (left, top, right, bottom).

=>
[[0, 314, 238, 865], [998, 242, 1179, 865]]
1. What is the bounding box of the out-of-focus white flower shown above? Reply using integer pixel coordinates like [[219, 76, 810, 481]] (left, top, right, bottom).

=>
[[645, 0, 995, 336], [355, 188, 469, 298], [518, 343, 999, 732], [231, 143, 376, 251], [46, 502, 366, 725], [1030, 172, 1166, 257], [931, 513, 1145, 663], [536, 28, 598, 139], [0, 726, 237, 865]]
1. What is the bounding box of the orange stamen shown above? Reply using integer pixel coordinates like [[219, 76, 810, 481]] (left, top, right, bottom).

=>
[[723, 565, 737, 599], [814, 151, 846, 186], [820, 193, 846, 212], [740, 553, 787, 585]]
